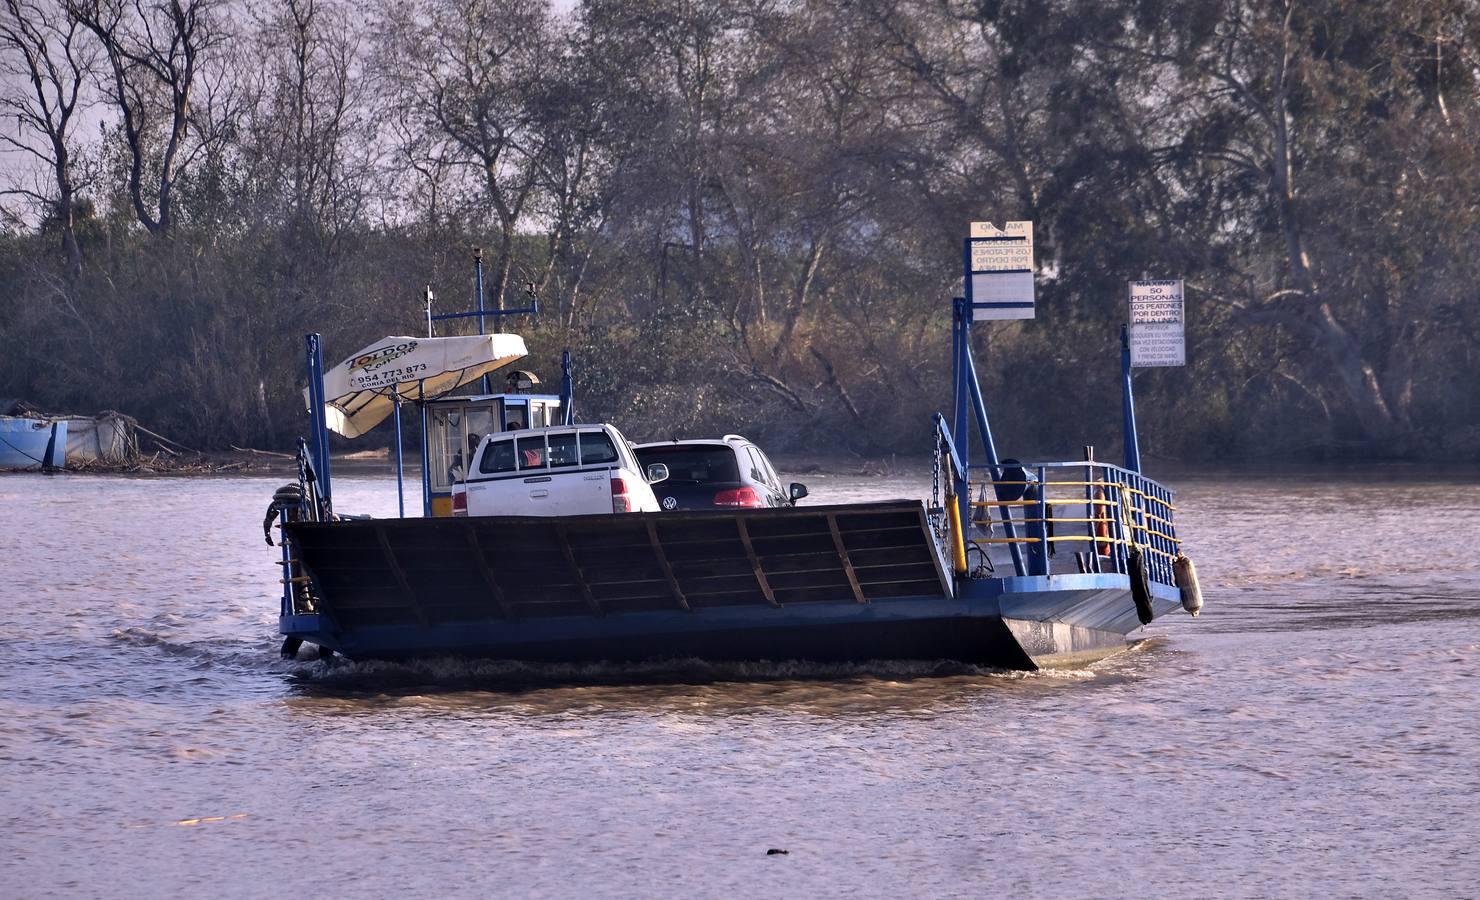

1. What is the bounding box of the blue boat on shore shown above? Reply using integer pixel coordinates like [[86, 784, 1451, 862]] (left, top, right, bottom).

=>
[[269, 232, 1202, 669], [0, 415, 66, 470]]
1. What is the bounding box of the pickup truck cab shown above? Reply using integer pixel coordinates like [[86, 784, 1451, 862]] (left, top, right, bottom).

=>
[[453, 423, 667, 517]]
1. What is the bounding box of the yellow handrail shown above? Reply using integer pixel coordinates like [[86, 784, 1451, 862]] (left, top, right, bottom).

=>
[[968, 481, 1177, 510], [973, 534, 1179, 557]]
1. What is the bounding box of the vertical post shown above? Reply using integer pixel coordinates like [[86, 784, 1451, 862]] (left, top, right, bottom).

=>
[[560, 349, 575, 425], [304, 333, 333, 513], [1034, 465, 1050, 576], [952, 297, 970, 466], [419, 388, 431, 517], [424, 286, 435, 338], [953, 299, 972, 542], [392, 393, 406, 519], [951, 296, 962, 436], [1121, 324, 1142, 474], [474, 247, 491, 395]]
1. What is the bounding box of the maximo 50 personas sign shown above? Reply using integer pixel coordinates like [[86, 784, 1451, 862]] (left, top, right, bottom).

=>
[[966, 220, 1034, 320], [1128, 280, 1186, 367]]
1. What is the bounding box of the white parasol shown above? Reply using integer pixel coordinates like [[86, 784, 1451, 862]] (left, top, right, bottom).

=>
[[309, 334, 528, 438]]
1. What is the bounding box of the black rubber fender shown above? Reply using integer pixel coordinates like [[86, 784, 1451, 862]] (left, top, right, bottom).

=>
[[1128, 547, 1154, 625]]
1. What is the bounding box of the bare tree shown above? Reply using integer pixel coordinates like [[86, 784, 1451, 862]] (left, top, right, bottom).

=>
[[246, 0, 367, 251], [0, 0, 98, 275], [68, 0, 229, 235], [375, 0, 555, 310]]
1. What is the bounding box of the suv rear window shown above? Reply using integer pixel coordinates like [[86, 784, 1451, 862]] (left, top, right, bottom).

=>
[[635, 445, 740, 484]]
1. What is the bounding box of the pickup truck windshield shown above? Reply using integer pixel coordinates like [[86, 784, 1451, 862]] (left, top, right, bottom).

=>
[[634, 445, 739, 484]]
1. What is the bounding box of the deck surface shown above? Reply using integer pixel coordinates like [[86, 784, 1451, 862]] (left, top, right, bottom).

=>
[[286, 501, 952, 629]]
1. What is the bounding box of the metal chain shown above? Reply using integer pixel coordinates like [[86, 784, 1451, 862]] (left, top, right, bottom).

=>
[[929, 429, 945, 547]]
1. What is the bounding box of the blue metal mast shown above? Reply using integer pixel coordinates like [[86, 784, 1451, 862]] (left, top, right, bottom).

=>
[[474, 247, 491, 395], [304, 333, 333, 514], [1121, 324, 1142, 473], [560, 350, 575, 425], [392, 395, 405, 518]]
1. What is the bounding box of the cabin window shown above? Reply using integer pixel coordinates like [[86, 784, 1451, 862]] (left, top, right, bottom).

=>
[[548, 431, 579, 468], [480, 438, 517, 474], [517, 434, 546, 469], [578, 431, 619, 465], [429, 408, 458, 489], [466, 408, 495, 454]]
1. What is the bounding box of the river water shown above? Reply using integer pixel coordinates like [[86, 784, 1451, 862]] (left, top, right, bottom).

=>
[[3, 468, 1478, 898]]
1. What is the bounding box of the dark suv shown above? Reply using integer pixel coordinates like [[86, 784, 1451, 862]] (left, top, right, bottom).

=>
[[633, 435, 808, 510]]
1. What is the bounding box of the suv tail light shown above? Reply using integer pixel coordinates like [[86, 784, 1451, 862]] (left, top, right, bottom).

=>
[[611, 476, 631, 513], [714, 486, 763, 507], [451, 487, 467, 517]]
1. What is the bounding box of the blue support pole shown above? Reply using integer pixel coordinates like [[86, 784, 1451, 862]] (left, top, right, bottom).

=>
[[419, 389, 431, 517], [474, 247, 491, 395], [1121, 324, 1142, 473], [392, 394, 405, 518], [953, 299, 972, 541], [560, 349, 575, 425], [951, 296, 962, 436], [955, 243, 973, 452], [304, 333, 333, 513]]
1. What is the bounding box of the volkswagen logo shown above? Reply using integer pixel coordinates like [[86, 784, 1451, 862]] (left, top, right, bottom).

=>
[[661, 496, 678, 510]]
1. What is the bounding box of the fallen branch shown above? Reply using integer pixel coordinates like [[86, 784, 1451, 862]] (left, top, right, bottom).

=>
[[134, 423, 199, 454], [231, 444, 293, 459]]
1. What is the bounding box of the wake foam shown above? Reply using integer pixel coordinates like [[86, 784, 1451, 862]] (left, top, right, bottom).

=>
[[284, 655, 1055, 694]]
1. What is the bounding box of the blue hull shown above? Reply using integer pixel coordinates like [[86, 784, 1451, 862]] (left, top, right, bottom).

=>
[[278, 502, 1185, 670], [281, 572, 1181, 670], [0, 418, 65, 469]]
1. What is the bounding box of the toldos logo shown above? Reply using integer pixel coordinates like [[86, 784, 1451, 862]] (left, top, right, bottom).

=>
[[351, 341, 418, 373]]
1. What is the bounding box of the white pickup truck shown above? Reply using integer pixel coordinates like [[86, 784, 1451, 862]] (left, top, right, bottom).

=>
[[451, 423, 668, 517]]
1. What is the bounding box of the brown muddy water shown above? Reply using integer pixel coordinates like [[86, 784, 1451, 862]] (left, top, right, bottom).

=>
[[3, 468, 1479, 898]]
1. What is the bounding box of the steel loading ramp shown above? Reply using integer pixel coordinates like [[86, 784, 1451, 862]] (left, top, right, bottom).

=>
[[285, 501, 953, 628]]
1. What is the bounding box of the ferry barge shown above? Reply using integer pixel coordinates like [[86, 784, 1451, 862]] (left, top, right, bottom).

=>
[[269, 233, 1201, 669]]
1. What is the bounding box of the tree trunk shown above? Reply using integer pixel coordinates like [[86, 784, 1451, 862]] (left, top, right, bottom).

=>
[[1269, 69, 1400, 445], [492, 223, 516, 313], [774, 234, 825, 359]]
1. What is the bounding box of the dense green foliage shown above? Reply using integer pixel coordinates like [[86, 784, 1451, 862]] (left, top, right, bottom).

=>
[[2, 0, 1478, 460]]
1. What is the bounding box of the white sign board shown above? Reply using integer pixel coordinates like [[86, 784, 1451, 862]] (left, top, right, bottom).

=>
[[971, 220, 1034, 254], [1128, 280, 1186, 367], [970, 240, 1032, 272], [966, 221, 1035, 321]]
